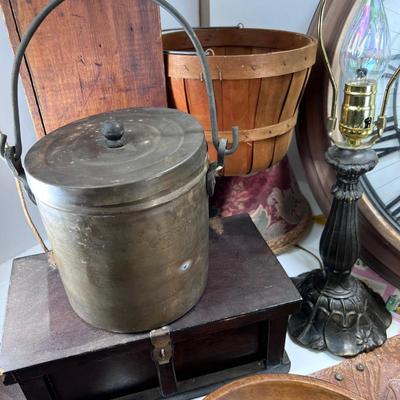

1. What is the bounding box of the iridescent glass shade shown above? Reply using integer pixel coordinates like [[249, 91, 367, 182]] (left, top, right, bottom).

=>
[[340, 0, 391, 81]]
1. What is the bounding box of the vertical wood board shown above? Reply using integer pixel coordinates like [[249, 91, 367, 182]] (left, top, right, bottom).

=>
[[0, 0, 167, 138]]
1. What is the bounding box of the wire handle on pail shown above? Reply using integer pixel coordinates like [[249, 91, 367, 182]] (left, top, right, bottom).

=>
[[0, 0, 240, 204]]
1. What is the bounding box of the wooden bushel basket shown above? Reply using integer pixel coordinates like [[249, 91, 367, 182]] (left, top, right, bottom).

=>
[[163, 28, 317, 176]]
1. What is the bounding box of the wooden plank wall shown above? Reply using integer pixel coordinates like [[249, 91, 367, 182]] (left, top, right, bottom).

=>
[[0, 0, 167, 138]]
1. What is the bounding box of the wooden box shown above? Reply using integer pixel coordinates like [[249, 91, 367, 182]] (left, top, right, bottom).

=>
[[0, 215, 301, 400]]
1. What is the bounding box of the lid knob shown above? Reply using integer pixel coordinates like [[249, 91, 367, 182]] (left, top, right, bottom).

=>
[[101, 120, 125, 148]]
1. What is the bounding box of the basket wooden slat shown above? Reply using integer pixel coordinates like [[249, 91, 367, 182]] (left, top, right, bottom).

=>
[[163, 28, 317, 176], [274, 69, 311, 163], [169, 78, 189, 112]]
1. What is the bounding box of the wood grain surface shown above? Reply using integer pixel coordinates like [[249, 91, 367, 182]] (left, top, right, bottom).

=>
[[0, 0, 167, 138], [205, 374, 363, 400]]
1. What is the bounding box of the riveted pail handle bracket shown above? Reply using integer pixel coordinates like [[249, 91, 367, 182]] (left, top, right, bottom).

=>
[[0, 0, 240, 203]]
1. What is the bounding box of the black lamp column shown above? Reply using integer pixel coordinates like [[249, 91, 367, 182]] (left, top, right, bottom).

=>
[[288, 145, 392, 357]]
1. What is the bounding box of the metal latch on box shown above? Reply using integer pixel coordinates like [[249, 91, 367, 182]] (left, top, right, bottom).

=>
[[150, 326, 178, 396], [150, 326, 173, 365]]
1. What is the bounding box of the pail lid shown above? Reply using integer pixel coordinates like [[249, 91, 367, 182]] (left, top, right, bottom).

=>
[[25, 108, 207, 207]]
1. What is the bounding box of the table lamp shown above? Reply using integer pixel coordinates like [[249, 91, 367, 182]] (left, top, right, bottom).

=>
[[288, 0, 400, 357]]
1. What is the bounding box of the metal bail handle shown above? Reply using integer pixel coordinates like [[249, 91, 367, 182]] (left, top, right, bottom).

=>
[[0, 0, 240, 202]]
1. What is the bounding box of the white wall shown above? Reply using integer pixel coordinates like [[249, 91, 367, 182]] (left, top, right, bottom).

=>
[[0, 0, 319, 263], [0, 14, 44, 264], [160, 0, 199, 29], [208, 0, 319, 33]]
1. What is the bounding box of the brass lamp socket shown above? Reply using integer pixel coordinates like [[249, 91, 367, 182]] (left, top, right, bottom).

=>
[[339, 80, 377, 148]]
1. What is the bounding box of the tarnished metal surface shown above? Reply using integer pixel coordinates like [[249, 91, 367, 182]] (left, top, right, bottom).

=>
[[150, 326, 173, 364], [24, 107, 210, 332], [25, 108, 207, 207], [37, 175, 209, 332]]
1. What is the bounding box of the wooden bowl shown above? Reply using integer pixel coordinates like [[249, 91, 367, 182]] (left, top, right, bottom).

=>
[[205, 374, 363, 400]]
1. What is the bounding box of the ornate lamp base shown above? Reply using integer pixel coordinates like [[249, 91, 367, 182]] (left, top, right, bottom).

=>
[[288, 146, 392, 357], [289, 270, 391, 356]]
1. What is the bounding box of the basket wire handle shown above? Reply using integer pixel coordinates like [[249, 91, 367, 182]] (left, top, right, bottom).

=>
[[156, 0, 239, 157], [0, 0, 240, 203]]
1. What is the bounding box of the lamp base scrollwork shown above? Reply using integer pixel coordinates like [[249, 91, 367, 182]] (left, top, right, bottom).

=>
[[288, 146, 392, 357], [289, 269, 391, 357]]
